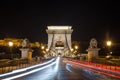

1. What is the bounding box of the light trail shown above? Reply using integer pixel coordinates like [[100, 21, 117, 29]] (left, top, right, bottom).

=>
[[66, 63, 73, 73], [0, 58, 55, 77], [67, 59, 120, 73], [54, 56, 60, 72], [2, 57, 59, 80], [77, 60, 120, 72], [67, 60, 120, 79]]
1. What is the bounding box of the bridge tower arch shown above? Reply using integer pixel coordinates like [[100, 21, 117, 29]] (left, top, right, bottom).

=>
[[46, 26, 73, 56]]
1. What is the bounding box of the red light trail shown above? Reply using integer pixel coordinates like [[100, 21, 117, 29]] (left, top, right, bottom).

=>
[[65, 59, 120, 79]]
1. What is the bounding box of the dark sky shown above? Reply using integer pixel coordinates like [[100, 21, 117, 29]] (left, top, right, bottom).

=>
[[0, 0, 120, 43]]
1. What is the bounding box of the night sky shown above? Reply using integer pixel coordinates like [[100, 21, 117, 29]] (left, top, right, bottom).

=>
[[0, 1, 120, 44]]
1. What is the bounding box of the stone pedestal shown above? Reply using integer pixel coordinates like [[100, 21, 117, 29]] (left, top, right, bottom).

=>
[[20, 48, 33, 60], [86, 38, 101, 61], [86, 48, 100, 61], [28, 49, 33, 61]]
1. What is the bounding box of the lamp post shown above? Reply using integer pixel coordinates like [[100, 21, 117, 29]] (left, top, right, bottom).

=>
[[46, 48, 49, 52], [71, 48, 74, 52], [106, 40, 112, 55], [107, 41, 112, 47], [74, 45, 79, 58], [41, 45, 46, 56], [41, 45, 45, 50], [8, 41, 13, 59], [74, 45, 78, 50]]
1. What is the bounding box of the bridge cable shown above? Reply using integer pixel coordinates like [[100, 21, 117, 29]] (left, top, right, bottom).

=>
[[65, 32, 71, 52], [49, 32, 54, 51]]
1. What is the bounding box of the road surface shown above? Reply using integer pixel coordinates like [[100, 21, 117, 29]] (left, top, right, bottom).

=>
[[2, 57, 119, 80]]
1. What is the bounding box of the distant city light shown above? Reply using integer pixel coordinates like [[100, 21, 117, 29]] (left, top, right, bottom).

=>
[[41, 46, 45, 50], [71, 48, 74, 51], [8, 41, 13, 47], [106, 41, 112, 46], [75, 45, 78, 50], [110, 52, 112, 54], [46, 48, 49, 52]]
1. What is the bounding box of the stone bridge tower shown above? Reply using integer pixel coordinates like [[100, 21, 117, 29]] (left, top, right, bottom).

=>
[[46, 26, 73, 56]]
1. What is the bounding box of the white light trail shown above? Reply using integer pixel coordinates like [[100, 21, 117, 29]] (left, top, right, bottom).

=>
[[54, 56, 60, 72], [0, 58, 55, 77], [2, 57, 59, 80], [66, 63, 73, 73]]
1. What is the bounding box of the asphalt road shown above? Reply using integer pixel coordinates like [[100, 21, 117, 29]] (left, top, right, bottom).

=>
[[5, 57, 119, 80]]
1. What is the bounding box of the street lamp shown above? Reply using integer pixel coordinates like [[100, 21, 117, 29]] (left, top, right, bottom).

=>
[[74, 45, 78, 50], [107, 41, 112, 46], [41, 46, 45, 50], [46, 48, 49, 52], [8, 41, 14, 59], [71, 48, 74, 52], [106, 40, 112, 55]]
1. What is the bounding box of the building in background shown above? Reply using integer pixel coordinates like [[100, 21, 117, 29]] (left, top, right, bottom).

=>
[[0, 38, 41, 48]]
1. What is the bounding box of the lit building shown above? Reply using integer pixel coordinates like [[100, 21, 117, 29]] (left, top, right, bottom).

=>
[[0, 38, 41, 47], [0, 38, 23, 47]]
